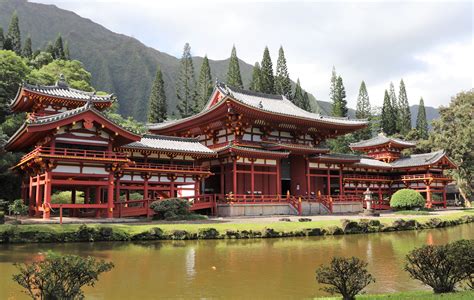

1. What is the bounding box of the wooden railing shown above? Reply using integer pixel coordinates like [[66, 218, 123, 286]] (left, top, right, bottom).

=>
[[127, 162, 210, 173], [21, 146, 127, 162], [401, 174, 450, 181], [343, 174, 391, 181], [221, 194, 288, 204]]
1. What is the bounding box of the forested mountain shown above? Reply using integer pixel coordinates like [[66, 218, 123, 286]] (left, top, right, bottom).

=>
[[0, 0, 439, 123]]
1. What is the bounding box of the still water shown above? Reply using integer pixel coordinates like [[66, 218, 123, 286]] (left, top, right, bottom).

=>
[[0, 224, 472, 299]]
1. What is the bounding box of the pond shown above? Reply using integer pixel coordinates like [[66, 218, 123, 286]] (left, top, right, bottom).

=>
[[0, 223, 473, 299]]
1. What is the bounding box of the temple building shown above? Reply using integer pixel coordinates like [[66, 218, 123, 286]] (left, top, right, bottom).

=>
[[5, 79, 456, 219]]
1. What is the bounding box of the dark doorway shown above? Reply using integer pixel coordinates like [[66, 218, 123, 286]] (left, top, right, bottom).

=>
[[281, 179, 291, 195]]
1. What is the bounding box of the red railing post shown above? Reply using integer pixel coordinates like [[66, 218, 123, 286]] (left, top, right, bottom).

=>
[[59, 205, 63, 225]]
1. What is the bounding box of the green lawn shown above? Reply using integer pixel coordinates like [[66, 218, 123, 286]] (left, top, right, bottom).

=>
[[320, 290, 474, 299], [1, 209, 472, 236]]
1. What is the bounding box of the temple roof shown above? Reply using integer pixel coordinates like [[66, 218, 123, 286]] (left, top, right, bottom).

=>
[[311, 153, 361, 163], [350, 133, 416, 149], [120, 134, 216, 157], [213, 143, 290, 158], [390, 150, 453, 168], [261, 141, 330, 153], [356, 158, 393, 168]]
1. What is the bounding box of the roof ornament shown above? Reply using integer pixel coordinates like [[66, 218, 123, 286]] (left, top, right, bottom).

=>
[[258, 101, 263, 109], [85, 93, 95, 109], [56, 74, 69, 89]]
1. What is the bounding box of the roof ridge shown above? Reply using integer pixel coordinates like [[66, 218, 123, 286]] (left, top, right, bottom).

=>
[[143, 134, 199, 143]]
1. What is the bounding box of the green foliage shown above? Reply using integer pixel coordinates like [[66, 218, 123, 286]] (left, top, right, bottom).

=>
[[249, 62, 262, 92], [176, 43, 197, 118], [260, 46, 274, 94], [301, 92, 311, 112], [150, 198, 191, 220], [292, 78, 304, 108], [327, 134, 357, 154], [381, 89, 397, 135], [332, 76, 348, 117], [405, 240, 473, 293], [196, 55, 213, 111], [104, 111, 146, 134], [147, 65, 167, 123], [27, 59, 93, 91], [12, 253, 114, 299], [8, 199, 27, 218], [29, 51, 53, 69], [416, 97, 429, 139], [119, 192, 143, 201], [428, 91, 474, 200], [0, 211, 4, 224], [6, 11, 21, 55], [355, 81, 372, 140], [22, 36, 32, 59], [316, 256, 375, 300], [64, 40, 70, 60], [51, 191, 85, 204], [390, 189, 425, 209], [398, 79, 411, 135], [53, 34, 65, 60], [0, 27, 4, 49], [275, 46, 291, 98], [226, 45, 243, 88]]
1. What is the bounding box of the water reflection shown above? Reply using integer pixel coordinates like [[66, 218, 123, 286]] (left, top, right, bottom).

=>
[[0, 224, 472, 299]]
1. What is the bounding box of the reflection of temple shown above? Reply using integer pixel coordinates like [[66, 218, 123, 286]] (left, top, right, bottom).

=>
[[6, 79, 456, 219]]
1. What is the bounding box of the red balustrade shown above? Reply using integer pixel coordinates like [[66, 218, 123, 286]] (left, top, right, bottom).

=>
[[128, 162, 210, 173], [21, 146, 127, 162]]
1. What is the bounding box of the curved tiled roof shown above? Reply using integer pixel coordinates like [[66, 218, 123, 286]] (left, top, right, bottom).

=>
[[21, 82, 113, 102], [390, 150, 447, 168], [121, 134, 216, 156], [350, 133, 415, 149]]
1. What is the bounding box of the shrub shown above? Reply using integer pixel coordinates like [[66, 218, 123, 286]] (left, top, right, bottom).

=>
[[405, 240, 473, 293], [390, 189, 425, 209], [119, 192, 143, 201], [316, 257, 375, 300], [51, 191, 84, 204], [8, 199, 28, 219], [0, 211, 4, 224], [12, 252, 114, 299], [150, 198, 191, 220]]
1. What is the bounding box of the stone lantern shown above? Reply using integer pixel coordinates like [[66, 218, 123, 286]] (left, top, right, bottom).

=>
[[362, 187, 379, 217]]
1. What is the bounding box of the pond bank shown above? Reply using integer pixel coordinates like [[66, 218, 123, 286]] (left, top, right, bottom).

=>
[[321, 290, 474, 299], [1, 210, 473, 243]]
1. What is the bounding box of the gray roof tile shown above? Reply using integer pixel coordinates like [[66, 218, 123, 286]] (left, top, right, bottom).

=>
[[122, 134, 216, 155], [350, 133, 416, 148], [22, 82, 113, 102], [390, 150, 447, 168]]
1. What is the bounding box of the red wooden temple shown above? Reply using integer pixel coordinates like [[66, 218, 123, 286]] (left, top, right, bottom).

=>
[[5, 78, 456, 219]]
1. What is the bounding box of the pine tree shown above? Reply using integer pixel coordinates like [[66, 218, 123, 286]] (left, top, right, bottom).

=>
[[398, 79, 411, 135], [381, 89, 396, 135], [22, 35, 32, 58], [249, 62, 262, 92], [332, 76, 348, 117], [45, 42, 54, 55], [226, 45, 243, 88], [7, 11, 21, 55], [355, 81, 372, 140], [54, 34, 65, 59], [176, 43, 197, 118], [293, 78, 304, 108], [147, 65, 167, 123], [388, 82, 399, 133], [260, 46, 274, 94], [0, 27, 4, 49], [196, 55, 213, 111], [416, 97, 428, 139], [329, 66, 337, 104], [275, 46, 291, 98], [301, 92, 311, 112], [64, 40, 70, 60]]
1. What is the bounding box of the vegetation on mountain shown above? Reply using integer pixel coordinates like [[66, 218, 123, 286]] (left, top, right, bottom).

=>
[[226, 45, 243, 88]]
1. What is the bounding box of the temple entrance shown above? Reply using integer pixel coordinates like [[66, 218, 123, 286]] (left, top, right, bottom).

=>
[[281, 179, 291, 195]]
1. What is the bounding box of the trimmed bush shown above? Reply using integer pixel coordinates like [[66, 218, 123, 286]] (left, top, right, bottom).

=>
[[390, 189, 425, 209], [150, 198, 191, 220]]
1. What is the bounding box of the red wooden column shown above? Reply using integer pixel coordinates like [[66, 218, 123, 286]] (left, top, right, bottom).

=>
[[43, 171, 52, 219], [326, 165, 331, 196], [35, 174, 41, 215], [115, 177, 121, 203], [250, 158, 255, 200], [442, 183, 447, 208], [84, 187, 90, 204], [232, 158, 237, 195], [220, 163, 225, 196], [276, 159, 281, 196], [107, 172, 114, 218], [143, 176, 149, 200], [339, 165, 344, 196], [305, 157, 310, 198]]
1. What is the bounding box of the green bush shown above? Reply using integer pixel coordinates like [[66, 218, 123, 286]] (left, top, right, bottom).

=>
[[119, 192, 143, 201], [8, 199, 28, 219], [390, 189, 425, 209], [51, 191, 84, 204], [150, 198, 191, 220], [0, 211, 4, 224], [405, 239, 473, 293]]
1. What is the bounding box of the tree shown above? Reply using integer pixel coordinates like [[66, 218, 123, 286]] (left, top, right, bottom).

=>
[[329, 66, 337, 105], [301, 92, 311, 111], [196, 55, 213, 111], [428, 91, 474, 200], [316, 257, 375, 300], [29, 51, 53, 69], [226, 45, 243, 88], [275, 46, 291, 98], [332, 76, 347, 117], [249, 62, 262, 92], [355, 81, 372, 140], [13, 253, 114, 299], [292, 78, 304, 108], [54, 34, 65, 60], [22, 35, 32, 59], [7, 11, 21, 55], [0, 27, 4, 50], [381, 89, 396, 135], [388, 82, 399, 133], [45, 41, 54, 56], [147, 65, 167, 123], [176, 43, 197, 118], [64, 40, 70, 60], [398, 79, 411, 135], [416, 97, 428, 139], [260, 46, 274, 94]]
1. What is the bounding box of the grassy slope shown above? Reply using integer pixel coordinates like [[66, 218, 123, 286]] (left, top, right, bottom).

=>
[[1, 210, 472, 236], [321, 290, 474, 299]]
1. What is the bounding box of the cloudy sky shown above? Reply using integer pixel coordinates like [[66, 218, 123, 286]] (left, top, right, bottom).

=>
[[33, 0, 472, 109]]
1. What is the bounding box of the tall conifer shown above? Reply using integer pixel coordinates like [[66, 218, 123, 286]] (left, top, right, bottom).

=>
[[355, 81, 372, 140], [398, 79, 411, 135], [329, 66, 337, 104], [148, 65, 167, 123], [416, 97, 428, 139], [0, 27, 4, 49], [226, 45, 243, 88], [388, 82, 399, 133], [22, 36, 32, 58], [196, 55, 213, 110], [301, 92, 311, 112], [332, 76, 347, 117], [176, 43, 197, 118], [293, 79, 304, 108], [275, 46, 291, 98], [260, 46, 274, 94], [54, 34, 65, 59], [7, 11, 21, 55], [249, 62, 262, 92], [381, 89, 396, 135], [64, 41, 70, 60]]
